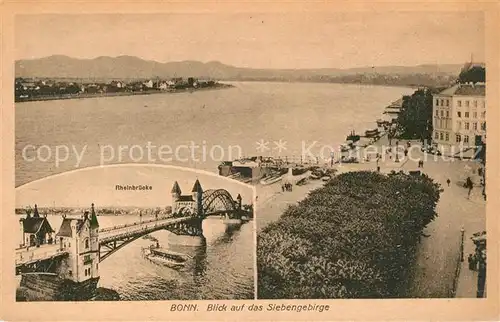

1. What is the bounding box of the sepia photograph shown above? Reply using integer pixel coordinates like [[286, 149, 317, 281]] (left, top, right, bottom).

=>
[[15, 165, 255, 301], [3, 3, 498, 320]]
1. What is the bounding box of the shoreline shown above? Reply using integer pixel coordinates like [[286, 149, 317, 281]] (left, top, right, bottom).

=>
[[15, 84, 233, 103]]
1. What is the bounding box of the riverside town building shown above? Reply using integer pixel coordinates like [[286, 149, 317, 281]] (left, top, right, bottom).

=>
[[432, 82, 486, 148]]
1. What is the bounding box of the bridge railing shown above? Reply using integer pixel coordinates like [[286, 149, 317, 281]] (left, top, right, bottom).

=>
[[15, 245, 67, 265], [259, 155, 321, 167], [99, 215, 174, 233], [99, 217, 190, 244]]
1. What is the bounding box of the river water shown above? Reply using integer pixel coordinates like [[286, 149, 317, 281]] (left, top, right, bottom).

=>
[[15, 81, 413, 300], [15, 82, 414, 187], [17, 214, 254, 300]]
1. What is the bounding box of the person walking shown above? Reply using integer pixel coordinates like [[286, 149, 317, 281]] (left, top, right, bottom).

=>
[[466, 177, 473, 199], [468, 254, 475, 270], [447, 178, 451, 187]]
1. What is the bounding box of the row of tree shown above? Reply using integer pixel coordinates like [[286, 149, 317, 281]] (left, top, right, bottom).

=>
[[396, 88, 440, 141], [257, 171, 440, 298]]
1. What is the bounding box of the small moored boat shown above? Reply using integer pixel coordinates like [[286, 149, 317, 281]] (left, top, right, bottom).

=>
[[142, 246, 191, 269]]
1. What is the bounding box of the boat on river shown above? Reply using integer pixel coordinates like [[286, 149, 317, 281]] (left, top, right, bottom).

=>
[[142, 245, 191, 269], [260, 173, 285, 185]]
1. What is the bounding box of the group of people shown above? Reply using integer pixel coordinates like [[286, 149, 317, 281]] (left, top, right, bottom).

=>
[[281, 183, 293, 192], [467, 252, 482, 271]]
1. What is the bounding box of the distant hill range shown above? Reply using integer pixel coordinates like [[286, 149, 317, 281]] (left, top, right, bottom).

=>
[[15, 55, 465, 87]]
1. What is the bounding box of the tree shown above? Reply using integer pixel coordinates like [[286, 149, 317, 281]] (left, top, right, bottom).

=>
[[458, 66, 485, 84], [257, 171, 440, 299], [396, 89, 437, 141]]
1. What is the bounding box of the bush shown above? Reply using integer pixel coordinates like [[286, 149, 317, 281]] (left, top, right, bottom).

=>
[[257, 171, 440, 298]]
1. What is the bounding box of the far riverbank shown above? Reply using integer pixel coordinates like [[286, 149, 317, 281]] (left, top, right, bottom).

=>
[[15, 83, 233, 103]]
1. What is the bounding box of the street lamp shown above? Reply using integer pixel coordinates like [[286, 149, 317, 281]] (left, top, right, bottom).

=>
[[460, 226, 465, 262], [395, 141, 400, 163]]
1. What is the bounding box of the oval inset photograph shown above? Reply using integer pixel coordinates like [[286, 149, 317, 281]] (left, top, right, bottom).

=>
[[15, 164, 255, 301]]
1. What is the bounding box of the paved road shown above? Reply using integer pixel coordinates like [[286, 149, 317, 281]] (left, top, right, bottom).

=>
[[400, 146, 485, 298]]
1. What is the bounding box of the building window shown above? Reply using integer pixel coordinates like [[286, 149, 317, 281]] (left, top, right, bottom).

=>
[[457, 100, 462, 107], [439, 133, 444, 140], [465, 100, 469, 107], [457, 111, 462, 118], [435, 110, 439, 117], [465, 122, 470, 130], [83, 254, 92, 265], [474, 100, 478, 107], [440, 110, 444, 117], [481, 122, 486, 130], [473, 111, 477, 118], [481, 111, 486, 118], [465, 112, 469, 118], [464, 135, 469, 143], [456, 134, 462, 143], [446, 100, 450, 107], [445, 133, 449, 141], [85, 238, 89, 249], [84, 269, 87, 276], [473, 122, 478, 131], [446, 111, 449, 118], [436, 99, 439, 106], [434, 132, 439, 139]]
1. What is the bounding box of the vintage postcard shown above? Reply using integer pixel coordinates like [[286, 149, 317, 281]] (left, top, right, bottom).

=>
[[1, 1, 499, 321]]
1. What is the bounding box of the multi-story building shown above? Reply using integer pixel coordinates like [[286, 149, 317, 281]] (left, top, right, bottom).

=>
[[432, 83, 486, 147]]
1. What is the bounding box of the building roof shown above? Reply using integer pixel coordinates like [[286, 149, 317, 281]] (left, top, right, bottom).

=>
[[191, 179, 203, 193], [388, 98, 403, 108], [437, 84, 485, 97], [56, 218, 74, 237], [455, 85, 485, 96], [33, 204, 40, 218], [171, 181, 182, 194], [22, 217, 54, 234], [90, 204, 99, 228], [437, 84, 460, 96], [178, 195, 194, 202]]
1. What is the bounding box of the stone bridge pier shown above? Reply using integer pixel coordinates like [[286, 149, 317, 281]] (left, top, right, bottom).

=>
[[166, 218, 206, 247], [221, 211, 243, 225]]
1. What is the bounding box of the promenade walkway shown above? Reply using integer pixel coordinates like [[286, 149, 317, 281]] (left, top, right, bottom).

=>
[[258, 135, 486, 298], [397, 143, 485, 297]]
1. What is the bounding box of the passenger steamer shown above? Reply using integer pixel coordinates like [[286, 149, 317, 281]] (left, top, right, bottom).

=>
[[142, 245, 191, 269]]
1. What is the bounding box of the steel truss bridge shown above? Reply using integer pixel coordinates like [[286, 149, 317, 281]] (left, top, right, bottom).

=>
[[15, 188, 250, 273]]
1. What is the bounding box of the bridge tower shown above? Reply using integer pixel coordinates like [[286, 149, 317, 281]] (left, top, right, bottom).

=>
[[171, 181, 182, 213], [55, 204, 100, 288], [168, 180, 206, 247], [191, 179, 203, 217], [236, 194, 242, 210]]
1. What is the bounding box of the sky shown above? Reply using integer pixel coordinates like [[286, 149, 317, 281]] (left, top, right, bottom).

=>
[[15, 12, 485, 69]]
